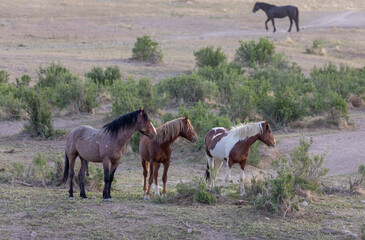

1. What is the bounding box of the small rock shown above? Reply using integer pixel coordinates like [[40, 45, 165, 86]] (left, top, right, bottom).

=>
[[331, 211, 338, 216], [265, 217, 270, 221], [187, 228, 193, 233], [300, 201, 309, 207], [31, 231, 37, 238], [361, 200, 365, 204], [321, 227, 338, 234], [342, 230, 357, 237], [91, 196, 96, 199]]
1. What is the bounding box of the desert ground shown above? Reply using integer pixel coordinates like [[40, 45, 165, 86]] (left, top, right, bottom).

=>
[[1, 0, 365, 239]]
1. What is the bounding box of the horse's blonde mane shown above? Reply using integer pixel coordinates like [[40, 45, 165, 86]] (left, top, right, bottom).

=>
[[228, 121, 264, 140], [154, 118, 186, 145]]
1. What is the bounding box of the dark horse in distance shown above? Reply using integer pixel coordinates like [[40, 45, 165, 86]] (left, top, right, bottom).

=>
[[252, 2, 299, 32], [62, 108, 156, 201]]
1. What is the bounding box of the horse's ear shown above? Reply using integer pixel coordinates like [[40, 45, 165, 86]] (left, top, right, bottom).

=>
[[185, 115, 189, 120], [139, 107, 142, 111]]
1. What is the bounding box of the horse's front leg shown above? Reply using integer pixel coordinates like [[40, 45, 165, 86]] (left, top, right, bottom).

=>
[[78, 157, 87, 199], [162, 161, 170, 197], [107, 159, 120, 199], [265, 18, 270, 31], [145, 160, 155, 200], [239, 161, 246, 198], [142, 159, 149, 196], [102, 160, 111, 201], [153, 163, 161, 197], [288, 17, 293, 32], [221, 160, 232, 196], [271, 18, 276, 32]]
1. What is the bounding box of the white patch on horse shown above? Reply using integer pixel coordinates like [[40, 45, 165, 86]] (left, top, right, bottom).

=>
[[212, 132, 223, 140], [210, 122, 263, 162]]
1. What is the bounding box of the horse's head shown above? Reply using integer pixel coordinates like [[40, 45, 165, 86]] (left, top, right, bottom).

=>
[[252, 2, 260, 13], [180, 115, 198, 143], [259, 121, 276, 148], [137, 108, 157, 139]]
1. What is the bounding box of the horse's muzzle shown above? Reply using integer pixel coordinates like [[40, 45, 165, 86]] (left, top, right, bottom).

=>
[[270, 142, 276, 148], [192, 136, 198, 143]]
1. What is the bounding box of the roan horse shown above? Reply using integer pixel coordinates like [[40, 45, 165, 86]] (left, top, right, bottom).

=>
[[62, 108, 157, 201], [252, 2, 300, 32], [204, 121, 276, 197], [140, 116, 197, 200]]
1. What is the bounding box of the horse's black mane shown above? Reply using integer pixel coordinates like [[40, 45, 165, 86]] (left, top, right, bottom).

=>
[[257, 2, 276, 10], [103, 110, 148, 135]]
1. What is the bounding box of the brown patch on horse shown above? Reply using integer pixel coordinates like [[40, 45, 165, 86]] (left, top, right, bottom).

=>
[[228, 134, 260, 168], [206, 128, 229, 154]]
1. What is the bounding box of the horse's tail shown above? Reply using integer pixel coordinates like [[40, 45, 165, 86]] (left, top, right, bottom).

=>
[[61, 153, 69, 184], [296, 7, 299, 23], [204, 161, 210, 181]]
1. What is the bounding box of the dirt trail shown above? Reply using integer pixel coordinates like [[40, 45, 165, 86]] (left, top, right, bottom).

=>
[[275, 109, 365, 176]]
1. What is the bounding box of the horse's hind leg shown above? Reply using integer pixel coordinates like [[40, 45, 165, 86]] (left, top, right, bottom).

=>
[[295, 18, 300, 32], [78, 157, 87, 199], [265, 18, 270, 31], [288, 17, 293, 32], [271, 19, 276, 32], [68, 153, 77, 199]]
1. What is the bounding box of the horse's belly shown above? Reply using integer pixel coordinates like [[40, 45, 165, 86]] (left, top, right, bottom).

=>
[[76, 141, 101, 162], [209, 140, 227, 160]]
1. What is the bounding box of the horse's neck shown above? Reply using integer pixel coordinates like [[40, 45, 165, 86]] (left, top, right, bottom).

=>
[[157, 127, 180, 146], [234, 134, 260, 153], [260, 2, 274, 11], [116, 124, 137, 146]]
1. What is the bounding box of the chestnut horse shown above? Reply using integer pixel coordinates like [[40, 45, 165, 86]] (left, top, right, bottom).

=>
[[204, 121, 275, 197], [140, 116, 197, 200], [252, 2, 300, 32], [62, 109, 156, 201]]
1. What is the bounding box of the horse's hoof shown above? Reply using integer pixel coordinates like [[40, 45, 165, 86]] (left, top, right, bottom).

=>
[[142, 192, 146, 196], [103, 198, 112, 202], [162, 194, 166, 198], [144, 196, 150, 201], [68, 197, 74, 200], [81, 197, 88, 200]]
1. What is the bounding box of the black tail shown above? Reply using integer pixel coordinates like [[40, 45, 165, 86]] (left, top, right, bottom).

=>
[[296, 7, 300, 28], [204, 161, 210, 181], [61, 153, 69, 184]]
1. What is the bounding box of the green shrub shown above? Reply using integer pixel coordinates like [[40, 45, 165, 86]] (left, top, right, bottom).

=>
[[251, 137, 328, 216], [132, 35, 163, 63], [247, 141, 260, 167], [16, 74, 31, 87], [21, 88, 55, 138], [85, 66, 121, 85], [138, 77, 166, 113], [197, 62, 245, 102], [10, 152, 63, 187], [349, 164, 365, 191], [111, 78, 142, 116], [85, 165, 105, 191], [0, 70, 10, 84], [194, 46, 227, 68], [36, 62, 77, 88], [0, 92, 23, 120], [130, 132, 141, 153], [235, 38, 275, 67], [176, 177, 216, 205], [178, 102, 233, 150], [157, 73, 218, 104]]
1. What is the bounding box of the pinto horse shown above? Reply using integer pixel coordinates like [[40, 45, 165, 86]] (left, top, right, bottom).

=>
[[61, 108, 157, 201], [140, 116, 197, 200], [204, 121, 275, 197], [252, 2, 300, 32]]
